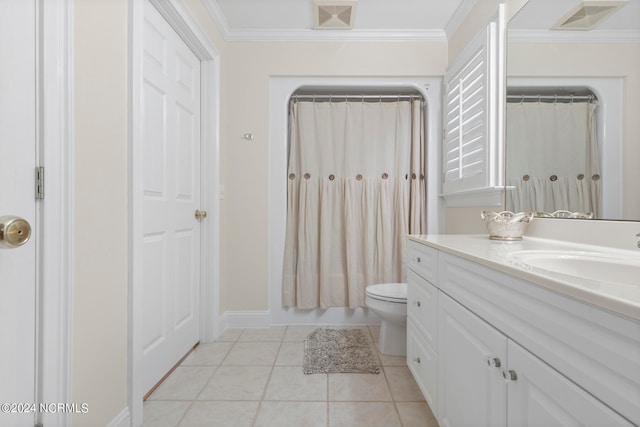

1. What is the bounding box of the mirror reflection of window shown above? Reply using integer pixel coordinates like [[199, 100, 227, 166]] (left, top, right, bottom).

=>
[[505, 88, 601, 218]]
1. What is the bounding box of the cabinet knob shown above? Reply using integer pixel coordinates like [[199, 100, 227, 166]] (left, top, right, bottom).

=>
[[413, 357, 421, 364], [502, 369, 517, 382], [415, 256, 421, 263], [414, 301, 421, 307], [486, 357, 501, 368]]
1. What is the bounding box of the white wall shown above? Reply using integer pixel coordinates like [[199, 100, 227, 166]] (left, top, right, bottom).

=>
[[73, 0, 128, 425], [219, 41, 448, 312]]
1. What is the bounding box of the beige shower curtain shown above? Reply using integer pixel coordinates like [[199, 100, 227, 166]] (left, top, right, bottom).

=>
[[283, 98, 426, 309], [506, 101, 601, 217]]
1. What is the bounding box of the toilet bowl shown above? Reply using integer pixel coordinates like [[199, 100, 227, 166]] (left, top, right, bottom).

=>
[[365, 283, 407, 356]]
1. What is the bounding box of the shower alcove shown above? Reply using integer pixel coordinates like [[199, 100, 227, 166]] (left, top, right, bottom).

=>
[[268, 76, 444, 326]]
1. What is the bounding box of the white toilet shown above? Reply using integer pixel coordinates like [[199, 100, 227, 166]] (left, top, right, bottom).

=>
[[365, 283, 407, 356]]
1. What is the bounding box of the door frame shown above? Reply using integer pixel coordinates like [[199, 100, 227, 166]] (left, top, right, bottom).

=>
[[128, 1, 221, 425], [37, 0, 74, 426]]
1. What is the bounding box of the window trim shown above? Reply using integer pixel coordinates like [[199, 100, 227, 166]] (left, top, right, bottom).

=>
[[442, 6, 505, 207]]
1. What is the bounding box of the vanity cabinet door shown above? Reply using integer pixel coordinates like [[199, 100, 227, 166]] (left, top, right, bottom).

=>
[[507, 340, 634, 427], [438, 293, 507, 427], [408, 319, 438, 412]]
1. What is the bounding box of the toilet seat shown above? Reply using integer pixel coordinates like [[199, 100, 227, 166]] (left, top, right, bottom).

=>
[[365, 283, 407, 303]]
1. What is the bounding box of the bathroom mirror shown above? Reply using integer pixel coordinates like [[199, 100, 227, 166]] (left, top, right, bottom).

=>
[[505, 0, 640, 221]]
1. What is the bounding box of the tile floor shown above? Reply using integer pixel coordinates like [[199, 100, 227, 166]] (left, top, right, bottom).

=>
[[143, 325, 439, 427]]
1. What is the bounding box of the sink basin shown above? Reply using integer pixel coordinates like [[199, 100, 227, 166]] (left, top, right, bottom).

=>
[[508, 250, 640, 287]]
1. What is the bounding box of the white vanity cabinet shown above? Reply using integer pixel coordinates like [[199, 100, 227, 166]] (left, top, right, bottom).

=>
[[407, 238, 640, 427], [406, 240, 439, 413], [437, 291, 632, 427]]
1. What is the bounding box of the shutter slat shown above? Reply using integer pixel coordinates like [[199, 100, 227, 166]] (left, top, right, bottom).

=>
[[443, 25, 490, 187]]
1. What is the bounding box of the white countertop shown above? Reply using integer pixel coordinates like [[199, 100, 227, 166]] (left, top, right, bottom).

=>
[[409, 234, 640, 321]]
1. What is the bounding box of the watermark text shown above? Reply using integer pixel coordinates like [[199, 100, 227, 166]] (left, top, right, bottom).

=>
[[1, 402, 89, 414]]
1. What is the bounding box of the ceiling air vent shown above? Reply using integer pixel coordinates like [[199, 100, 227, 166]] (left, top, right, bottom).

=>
[[551, 0, 629, 30], [313, 0, 358, 30]]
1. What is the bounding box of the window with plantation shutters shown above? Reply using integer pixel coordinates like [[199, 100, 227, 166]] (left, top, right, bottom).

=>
[[444, 44, 487, 190], [442, 8, 505, 206]]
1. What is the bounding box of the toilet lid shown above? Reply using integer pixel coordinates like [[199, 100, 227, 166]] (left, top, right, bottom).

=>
[[365, 283, 407, 302]]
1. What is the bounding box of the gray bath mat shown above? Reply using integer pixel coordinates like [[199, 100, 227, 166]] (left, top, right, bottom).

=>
[[303, 328, 380, 374]]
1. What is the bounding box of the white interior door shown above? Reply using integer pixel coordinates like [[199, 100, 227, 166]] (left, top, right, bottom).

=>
[[0, 1, 38, 426], [141, 0, 202, 395]]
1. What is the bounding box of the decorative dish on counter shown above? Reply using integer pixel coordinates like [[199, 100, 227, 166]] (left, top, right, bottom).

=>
[[481, 210, 534, 241], [535, 210, 594, 219]]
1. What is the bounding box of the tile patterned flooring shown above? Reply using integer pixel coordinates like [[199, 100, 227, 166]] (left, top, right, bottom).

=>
[[143, 325, 439, 427]]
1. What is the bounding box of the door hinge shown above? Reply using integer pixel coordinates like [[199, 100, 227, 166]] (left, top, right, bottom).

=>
[[35, 166, 44, 199]]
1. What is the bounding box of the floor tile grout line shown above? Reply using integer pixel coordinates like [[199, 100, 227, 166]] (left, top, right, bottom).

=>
[[326, 369, 330, 427], [175, 329, 239, 413], [145, 395, 427, 403], [369, 327, 404, 427], [173, 400, 195, 427], [192, 364, 221, 403], [250, 325, 287, 426], [184, 334, 236, 402]]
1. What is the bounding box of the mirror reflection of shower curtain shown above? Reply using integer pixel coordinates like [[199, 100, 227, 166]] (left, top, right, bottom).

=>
[[506, 101, 601, 217], [283, 99, 426, 309]]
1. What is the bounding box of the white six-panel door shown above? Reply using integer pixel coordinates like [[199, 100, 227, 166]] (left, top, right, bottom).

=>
[[0, 1, 37, 426], [141, 0, 202, 395]]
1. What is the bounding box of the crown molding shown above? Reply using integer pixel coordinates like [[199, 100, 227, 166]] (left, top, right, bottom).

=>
[[202, 0, 232, 38], [151, 0, 219, 58], [222, 28, 447, 42], [201, 0, 447, 42], [508, 29, 640, 43], [444, 0, 478, 39]]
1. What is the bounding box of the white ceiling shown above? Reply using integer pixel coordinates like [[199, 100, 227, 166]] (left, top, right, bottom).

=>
[[204, 0, 640, 42], [204, 0, 470, 41], [215, 0, 463, 30]]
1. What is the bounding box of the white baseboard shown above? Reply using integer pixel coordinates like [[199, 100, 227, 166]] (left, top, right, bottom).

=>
[[106, 407, 130, 427], [219, 310, 272, 330], [275, 306, 381, 326], [218, 308, 380, 333]]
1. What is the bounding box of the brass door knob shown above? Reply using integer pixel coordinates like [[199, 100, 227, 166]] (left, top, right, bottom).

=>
[[195, 209, 207, 220], [0, 215, 32, 248]]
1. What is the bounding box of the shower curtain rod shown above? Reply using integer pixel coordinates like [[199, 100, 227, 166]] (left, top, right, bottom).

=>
[[507, 94, 596, 103], [291, 94, 422, 101]]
